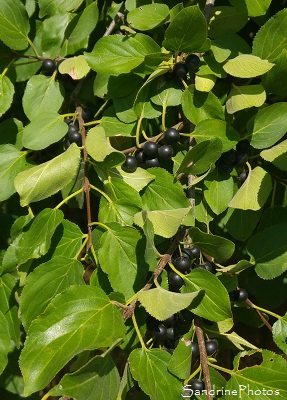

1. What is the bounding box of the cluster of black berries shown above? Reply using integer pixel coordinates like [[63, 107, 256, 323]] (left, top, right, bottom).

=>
[[166, 54, 201, 82], [64, 108, 94, 148], [168, 245, 216, 292], [217, 139, 250, 182], [121, 127, 180, 173]]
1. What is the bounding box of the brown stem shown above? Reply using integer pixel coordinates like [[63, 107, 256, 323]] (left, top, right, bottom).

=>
[[122, 228, 186, 320], [195, 318, 213, 400], [246, 299, 272, 332], [103, 11, 125, 36]]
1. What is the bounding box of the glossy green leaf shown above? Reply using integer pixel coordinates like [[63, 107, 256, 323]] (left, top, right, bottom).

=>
[[41, 13, 69, 56], [225, 350, 287, 398], [50, 352, 120, 400], [182, 85, 224, 124], [0, 274, 21, 347], [223, 54, 274, 78], [58, 55, 90, 80], [168, 339, 191, 380], [209, 6, 248, 38], [129, 348, 183, 400], [188, 226, 235, 261], [110, 166, 155, 192], [163, 6, 207, 53], [204, 169, 234, 215], [0, 145, 30, 201], [229, 0, 271, 17], [175, 139, 222, 176], [258, 206, 287, 231], [229, 167, 272, 211], [273, 315, 287, 354], [223, 208, 262, 241], [19, 285, 125, 396], [262, 49, 287, 98], [192, 119, 240, 152], [20, 256, 85, 330], [260, 139, 287, 170], [85, 34, 160, 75], [97, 223, 148, 299], [22, 75, 64, 120], [0, 118, 23, 148], [85, 126, 124, 165], [127, 4, 169, 31], [226, 84, 266, 114], [195, 74, 216, 92], [133, 84, 162, 119], [38, 0, 84, 17], [14, 143, 81, 206], [22, 112, 67, 150], [0, 311, 11, 375], [211, 33, 251, 63], [0, 75, 14, 117], [247, 103, 287, 149], [141, 210, 157, 269], [100, 106, 137, 137], [15, 208, 63, 265], [150, 83, 183, 107], [138, 287, 202, 321], [183, 269, 232, 322], [247, 223, 287, 279], [0, 0, 30, 50]]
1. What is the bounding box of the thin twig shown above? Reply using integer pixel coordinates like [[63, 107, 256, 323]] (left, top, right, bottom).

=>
[[246, 299, 273, 332], [103, 11, 125, 36], [203, 0, 216, 24]]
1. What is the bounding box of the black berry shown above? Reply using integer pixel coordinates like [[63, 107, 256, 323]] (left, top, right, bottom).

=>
[[188, 378, 205, 393], [218, 161, 234, 173], [145, 158, 160, 168], [121, 155, 138, 173], [173, 62, 188, 79], [82, 107, 94, 122], [190, 246, 200, 259], [235, 151, 248, 166], [236, 139, 250, 152], [42, 59, 57, 75], [204, 261, 216, 274], [68, 131, 82, 145], [168, 272, 184, 290], [153, 324, 167, 340], [158, 144, 173, 159], [164, 128, 180, 144], [234, 288, 248, 302], [166, 327, 175, 340], [163, 314, 175, 327], [178, 309, 194, 324], [191, 342, 199, 358], [68, 124, 79, 136], [185, 54, 200, 72], [174, 256, 192, 273], [205, 339, 218, 355], [181, 248, 194, 260], [143, 141, 158, 158], [221, 149, 237, 165], [135, 149, 146, 165], [238, 171, 248, 183]]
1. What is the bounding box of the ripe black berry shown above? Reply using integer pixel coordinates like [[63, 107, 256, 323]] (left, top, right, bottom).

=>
[[181, 248, 194, 260], [164, 128, 180, 144], [191, 342, 199, 358], [168, 272, 184, 290], [238, 171, 248, 183], [178, 309, 194, 324], [205, 339, 218, 356], [193, 263, 205, 270], [145, 158, 160, 168], [68, 124, 79, 136], [143, 141, 158, 158], [204, 261, 216, 274], [234, 288, 248, 302], [82, 107, 94, 122], [221, 149, 237, 165], [158, 145, 173, 159], [121, 155, 138, 173], [236, 139, 250, 152], [135, 149, 146, 165], [42, 59, 57, 75], [173, 62, 188, 79], [174, 256, 192, 273], [188, 378, 205, 393], [218, 161, 233, 173], [190, 246, 200, 259], [235, 151, 248, 166], [163, 314, 175, 327], [166, 327, 175, 340], [185, 54, 200, 72], [68, 131, 82, 145], [153, 324, 167, 340]]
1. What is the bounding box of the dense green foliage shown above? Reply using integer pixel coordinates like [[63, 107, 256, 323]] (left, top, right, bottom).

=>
[[1, 0, 287, 399]]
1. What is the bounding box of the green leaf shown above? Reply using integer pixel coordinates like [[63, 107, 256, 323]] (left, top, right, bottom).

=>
[[50, 352, 120, 400], [258, 206, 287, 231], [209, 6, 248, 38], [223, 208, 262, 242], [20, 256, 85, 330], [133, 84, 162, 119], [138, 287, 201, 321], [223, 54, 274, 78], [22, 75, 64, 120], [14, 143, 81, 206], [58, 55, 90, 80], [229, 167, 272, 211], [15, 208, 63, 265], [0, 311, 11, 375], [0, 274, 21, 347], [188, 226, 235, 261], [97, 224, 148, 299], [0, 118, 23, 148], [168, 339, 191, 380], [273, 315, 287, 354], [100, 106, 137, 137], [85, 126, 124, 165], [41, 13, 69, 57], [0, 0, 30, 50], [260, 139, 287, 171], [65, 2, 99, 46], [262, 49, 287, 99], [247, 223, 287, 279], [150, 83, 183, 107], [85, 33, 160, 76], [183, 269, 232, 322], [22, 112, 67, 150], [0, 145, 30, 201], [110, 166, 155, 192], [134, 208, 190, 238], [247, 103, 287, 149], [19, 285, 125, 396], [226, 84, 266, 114], [129, 348, 183, 400], [253, 8, 287, 62], [127, 4, 169, 31], [38, 0, 84, 17], [225, 350, 287, 398], [229, 0, 272, 17], [175, 139, 222, 176], [192, 119, 240, 152], [211, 33, 251, 63], [195, 74, 216, 92], [204, 169, 234, 215], [0, 75, 14, 117], [182, 85, 224, 124], [141, 210, 157, 269], [163, 6, 207, 53]]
